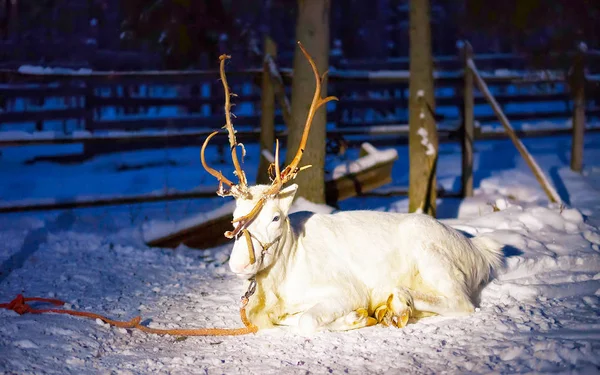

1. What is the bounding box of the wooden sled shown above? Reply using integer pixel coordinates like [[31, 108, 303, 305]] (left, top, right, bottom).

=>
[[145, 143, 398, 250]]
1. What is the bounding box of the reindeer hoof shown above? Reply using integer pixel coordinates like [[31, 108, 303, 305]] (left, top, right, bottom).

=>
[[375, 293, 412, 328], [374, 305, 388, 323], [353, 308, 378, 327], [343, 308, 378, 328]]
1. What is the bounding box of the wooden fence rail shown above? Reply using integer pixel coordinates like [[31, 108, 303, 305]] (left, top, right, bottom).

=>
[[2, 59, 596, 131], [1, 70, 595, 145], [0, 189, 218, 214], [1, 40, 599, 212]]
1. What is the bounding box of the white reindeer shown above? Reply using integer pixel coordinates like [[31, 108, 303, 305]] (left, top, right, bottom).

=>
[[201, 44, 503, 334]]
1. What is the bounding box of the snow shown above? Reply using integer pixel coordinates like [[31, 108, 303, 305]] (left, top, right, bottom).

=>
[[329, 69, 463, 81], [1, 170, 600, 372], [417, 127, 436, 156], [0, 129, 217, 144], [18, 65, 93, 75], [1, 128, 600, 372], [328, 68, 572, 82], [261, 149, 275, 163], [414, 90, 436, 157], [587, 74, 600, 83], [14, 66, 264, 78], [475, 69, 567, 84], [143, 201, 237, 243], [330, 142, 398, 179], [289, 197, 336, 215]]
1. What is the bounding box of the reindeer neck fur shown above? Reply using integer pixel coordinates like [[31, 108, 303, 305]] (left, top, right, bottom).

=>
[[232, 185, 300, 326], [255, 214, 297, 286]]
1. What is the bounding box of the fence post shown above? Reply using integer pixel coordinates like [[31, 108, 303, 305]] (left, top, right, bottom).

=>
[[257, 37, 277, 184], [570, 42, 587, 172], [460, 40, 474, 197]]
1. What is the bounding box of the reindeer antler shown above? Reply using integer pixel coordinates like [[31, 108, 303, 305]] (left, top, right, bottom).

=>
[[226, 42, 337, 237], [201, 42, 336, 239], [281, 42, 338, 181], [201, 131, 234, 195], [219, 55, 248, 189], [200, 54, 250, 198], [264, 41, 338, 196]]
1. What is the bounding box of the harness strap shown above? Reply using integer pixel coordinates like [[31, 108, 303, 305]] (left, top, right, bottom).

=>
[[243, 229, 256, 264], [241, 228, 281, 266]]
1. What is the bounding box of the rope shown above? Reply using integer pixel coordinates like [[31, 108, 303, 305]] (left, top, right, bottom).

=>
[[0, 294, 258, 337]]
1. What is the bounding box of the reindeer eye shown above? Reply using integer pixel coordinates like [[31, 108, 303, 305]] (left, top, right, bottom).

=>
[[272, 215, 280, 222]]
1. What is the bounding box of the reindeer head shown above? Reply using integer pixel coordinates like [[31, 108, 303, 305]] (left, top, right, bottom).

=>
[[200, 42, 337, 279]]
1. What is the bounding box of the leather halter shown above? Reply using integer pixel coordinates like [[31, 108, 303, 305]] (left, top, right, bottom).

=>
[[241, 229, 282, 265]]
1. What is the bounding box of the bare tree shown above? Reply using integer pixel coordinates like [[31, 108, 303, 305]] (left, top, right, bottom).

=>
[[257, 37, 277, 184], [285, 0, 331, 203], [408, 0, 438, 216]]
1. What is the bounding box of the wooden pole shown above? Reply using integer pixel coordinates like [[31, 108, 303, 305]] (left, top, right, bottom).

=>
[[264, 53, 293, 129], [460, 40, 474, 197], [467, 58, 562, 204], [286, 0, 332, 204], [257, 37, 277, 184], [408, 0, 438, 216], [570, 43, 587, 172]]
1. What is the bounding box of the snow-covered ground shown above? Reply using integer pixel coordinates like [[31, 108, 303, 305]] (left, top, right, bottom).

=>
[[1, 132, 600, 374]]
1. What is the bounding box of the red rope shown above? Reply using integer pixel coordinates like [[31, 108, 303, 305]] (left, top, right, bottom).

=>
[[0, 294, 257, 336]]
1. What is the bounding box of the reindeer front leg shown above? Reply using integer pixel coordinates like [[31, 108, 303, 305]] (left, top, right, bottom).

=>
[[326, 308, 378, 331], [297, 300, 375, 334]]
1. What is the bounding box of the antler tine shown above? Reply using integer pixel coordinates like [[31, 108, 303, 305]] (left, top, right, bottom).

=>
[[228, 139, 281, 237], [281, 42, 338, 184], [274, 139, 281, 181], [201, 131, 234, 192], [219, 54, 248, 190]]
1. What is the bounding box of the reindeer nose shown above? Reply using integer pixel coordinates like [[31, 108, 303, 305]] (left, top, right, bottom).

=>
[[229, 260, 248, 274], [229, 257, 255, 278]]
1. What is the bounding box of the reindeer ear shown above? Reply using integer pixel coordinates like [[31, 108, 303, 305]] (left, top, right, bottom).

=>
[[278, 184, 298, 215]]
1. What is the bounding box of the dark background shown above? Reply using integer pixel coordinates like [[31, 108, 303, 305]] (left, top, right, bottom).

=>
[[1, 0, 598, 70]]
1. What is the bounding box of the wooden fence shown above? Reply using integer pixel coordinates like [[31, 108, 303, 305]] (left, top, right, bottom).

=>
[[1, 40, 599, 212]]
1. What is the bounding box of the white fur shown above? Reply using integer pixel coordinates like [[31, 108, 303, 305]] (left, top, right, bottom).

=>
[[228, 184, 503, 334]]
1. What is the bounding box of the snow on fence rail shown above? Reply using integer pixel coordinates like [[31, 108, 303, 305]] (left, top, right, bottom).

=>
[[339, 45, 600, 70], [1, 61, 596, 144], [4, 67, 266, 79], [4, 122, 597, 148], [0, 126, 414, 147], [0, 83, 585, 138]]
